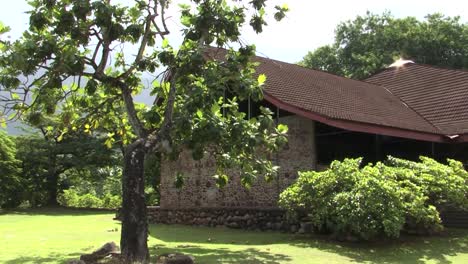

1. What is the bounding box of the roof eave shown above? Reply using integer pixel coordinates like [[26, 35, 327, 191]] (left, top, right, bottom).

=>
[[264, 92, 465, 143]]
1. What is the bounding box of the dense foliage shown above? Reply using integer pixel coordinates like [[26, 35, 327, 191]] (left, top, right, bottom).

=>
[[0, 0, 288, 260], [58, 166, 121, 209], [300, 13, 468, 79], [58, 165, 159, 209], [279, 157, 468, 240], [59, 189, 121, 209], [1, 130, 159, 210], [0, 129, 121, 209], [0, 131, 22, 208], [14, 133, 119, 207]]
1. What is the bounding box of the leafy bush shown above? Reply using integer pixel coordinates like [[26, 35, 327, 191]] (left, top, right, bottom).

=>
[[77, 193, 104, 208], [386, 156, 468, 210], [102, 193, 121, 209], [58, 189, 120, 209], [0, 131, 23, 208], [279, 157, 468, 240], [58, 166, 123, 209]]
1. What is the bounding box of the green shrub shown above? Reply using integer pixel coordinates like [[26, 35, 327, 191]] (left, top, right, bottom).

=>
[[58, 189, 79, 207], [58, 189, 121, 209], [387, 156, 468, 210], [77, 193, 103, 208], [279, 157, 468, 240], [145, 186, 160, 206], [102, 193, 121, 209]]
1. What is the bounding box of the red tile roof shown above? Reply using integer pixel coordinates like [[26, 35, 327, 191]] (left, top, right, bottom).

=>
[[206, 48, 468, 142], [366, 64, 468, 136]]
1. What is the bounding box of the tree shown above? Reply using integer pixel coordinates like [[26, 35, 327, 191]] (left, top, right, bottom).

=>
[[0, 0, 288, 262], [15, 131, 119, 207], [0, 130, 22, 208], [20, 110, 119, 206], [300, 12, 468, 79]]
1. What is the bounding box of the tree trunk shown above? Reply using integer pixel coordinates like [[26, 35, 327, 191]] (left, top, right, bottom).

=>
[[121, 143, 150, 263], [46, 155, 59, 206]]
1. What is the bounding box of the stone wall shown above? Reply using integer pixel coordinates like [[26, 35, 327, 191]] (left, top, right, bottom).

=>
[[145, 206, 468, 233], [159, 115, 317, 209], [147, 206, 308, 233]]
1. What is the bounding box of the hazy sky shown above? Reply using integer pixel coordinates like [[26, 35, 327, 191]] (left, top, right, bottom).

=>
[[1, 0, 468, 63]]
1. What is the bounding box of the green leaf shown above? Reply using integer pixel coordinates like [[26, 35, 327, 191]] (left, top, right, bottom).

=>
[[214, 174, 229, 188], [57, 132, 65, 142], [211, 103, 220, 115], [277, 124, 288, 134], [0, 117, 6, 128], [105, 137, 114, 149], [180, 15, 191, 27], [196, 109, 203, 119], [258, 74, 267, 85], [162, 38, 169, 48], [85, 79, 98, 95]]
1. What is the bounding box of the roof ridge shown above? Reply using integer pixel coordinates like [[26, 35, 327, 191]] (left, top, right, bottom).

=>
[[255, 53, 377, 86], [394, 62, 468, 74]]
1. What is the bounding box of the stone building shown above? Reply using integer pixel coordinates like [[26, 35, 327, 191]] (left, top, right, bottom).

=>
[[151, 51, 468, 227]]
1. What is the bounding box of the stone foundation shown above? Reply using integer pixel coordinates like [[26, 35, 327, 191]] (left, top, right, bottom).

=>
[[147, 206, 309, 233], [146, 206, 468, 233]]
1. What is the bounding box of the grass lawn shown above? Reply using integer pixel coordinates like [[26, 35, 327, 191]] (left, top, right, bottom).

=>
[[0, 208, 467, 264]]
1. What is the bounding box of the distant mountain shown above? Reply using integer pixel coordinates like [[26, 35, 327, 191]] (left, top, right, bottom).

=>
[[1, 120, 34, 135]]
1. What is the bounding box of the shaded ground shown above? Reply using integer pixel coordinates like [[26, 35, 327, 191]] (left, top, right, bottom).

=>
[[0, 208, 467, 263]]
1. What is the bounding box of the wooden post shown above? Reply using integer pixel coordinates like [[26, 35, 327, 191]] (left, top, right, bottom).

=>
[[276, 106, 279, 124], [311, 120, 317, 170], [375, 135, 382, 161]]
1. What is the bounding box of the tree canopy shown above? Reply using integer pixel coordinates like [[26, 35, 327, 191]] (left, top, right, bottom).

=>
[[300, 12, 468, 79], [15, 131, 119, 207], [0, 0, 288, 262], [0, 131, 22, 208]]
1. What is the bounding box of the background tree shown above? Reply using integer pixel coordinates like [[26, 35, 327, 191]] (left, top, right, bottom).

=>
[[0, 130, 22, 208], [15, 130, 120, 207], [144, 151, 161, 205], [0, 0, 288, 262], [300, 12, 468, 79]]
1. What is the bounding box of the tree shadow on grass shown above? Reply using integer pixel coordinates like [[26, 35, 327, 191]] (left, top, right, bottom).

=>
[[148, 224, 296, 246], [0, 207, 115, 217], [149, 224, 468, 264], [289, 229, 468, 264], [2, 251, 84, 264], [149, 244, 292, 264]]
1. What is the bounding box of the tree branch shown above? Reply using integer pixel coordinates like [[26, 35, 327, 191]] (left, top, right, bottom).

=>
[[96, 38, 110, 76], [120, 81, 147, 138], [118, 0, 169, 80]]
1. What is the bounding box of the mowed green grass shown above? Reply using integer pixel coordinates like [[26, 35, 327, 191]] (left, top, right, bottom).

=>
[[0, 208, 467, 264]]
